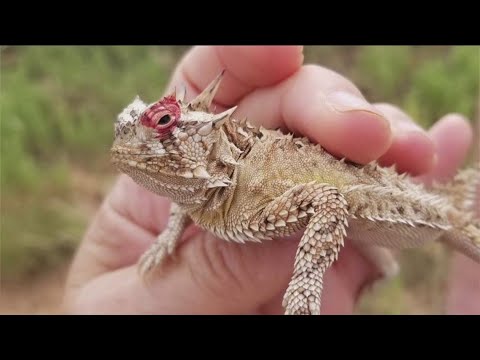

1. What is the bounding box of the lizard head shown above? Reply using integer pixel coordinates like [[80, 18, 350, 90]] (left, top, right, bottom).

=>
[[110, 71, 238, 204]]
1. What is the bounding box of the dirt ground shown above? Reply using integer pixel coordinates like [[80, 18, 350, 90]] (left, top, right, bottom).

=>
[[0, 266, 69, 314]]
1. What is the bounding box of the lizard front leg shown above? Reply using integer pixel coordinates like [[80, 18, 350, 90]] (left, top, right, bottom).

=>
[[281, 184, 349, 315], [248, 182, 349, 315], [138, 203, 191, 277]]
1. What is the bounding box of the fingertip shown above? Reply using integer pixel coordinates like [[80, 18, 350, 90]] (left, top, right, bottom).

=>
[[424, 113, 474, 182], [430, 113, 473, 142], [373, 103, 439, 175], [379, 130, 437, 176], [335, 111, 393, 164]]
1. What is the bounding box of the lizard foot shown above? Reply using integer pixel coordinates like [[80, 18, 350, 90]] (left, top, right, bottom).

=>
[[138, 242, 171, 278], [136, 203, 190, 279]]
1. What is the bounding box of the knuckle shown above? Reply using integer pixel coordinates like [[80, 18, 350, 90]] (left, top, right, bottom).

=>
[[299, 64, 361, 95]]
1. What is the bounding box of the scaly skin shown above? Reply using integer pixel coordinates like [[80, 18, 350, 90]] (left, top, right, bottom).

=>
[[110, 71, 480, 315]]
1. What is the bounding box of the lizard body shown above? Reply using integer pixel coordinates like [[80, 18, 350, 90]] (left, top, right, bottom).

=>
[[111, 71, 480, 314]]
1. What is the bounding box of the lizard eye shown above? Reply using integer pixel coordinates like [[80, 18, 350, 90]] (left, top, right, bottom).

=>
[[151, 111, 175, 129], [157, 114, 171, 126], [141, 109, 176, 128], [139, 95, 180, 139]]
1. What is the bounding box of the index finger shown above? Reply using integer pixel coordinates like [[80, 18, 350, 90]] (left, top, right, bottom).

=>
[[167, 46, 304, 106]]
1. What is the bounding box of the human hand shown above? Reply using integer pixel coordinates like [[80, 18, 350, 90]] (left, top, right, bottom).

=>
[[64, 46, 476, 314]]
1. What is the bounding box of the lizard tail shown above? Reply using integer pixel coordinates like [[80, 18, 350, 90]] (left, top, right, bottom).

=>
[[432, 161, 479, 212], [441, 220, 480, 262], [436, 161, 480, 262]]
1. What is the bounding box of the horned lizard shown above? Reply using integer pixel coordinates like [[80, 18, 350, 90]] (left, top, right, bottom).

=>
[[110, 71, 480, 315]]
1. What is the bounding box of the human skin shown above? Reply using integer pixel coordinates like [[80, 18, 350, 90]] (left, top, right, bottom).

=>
[[64, 46, 479, 314]]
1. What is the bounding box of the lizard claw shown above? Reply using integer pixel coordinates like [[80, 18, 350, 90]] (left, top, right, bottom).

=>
[[137, 242, 169, 278]]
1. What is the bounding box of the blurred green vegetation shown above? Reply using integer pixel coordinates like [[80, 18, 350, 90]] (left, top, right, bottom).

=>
[[1, 46, 479, 313], [1, 46, 179, 279]]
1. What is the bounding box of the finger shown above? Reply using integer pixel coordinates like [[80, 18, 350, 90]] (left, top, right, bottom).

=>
[[168, 46, 304, 106], [374, 103, 436, 176], [235, 65, 393, 164], [417, 114, 473, 184]]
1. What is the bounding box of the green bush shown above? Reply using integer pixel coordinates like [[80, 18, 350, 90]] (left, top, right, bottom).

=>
[[1, 46, 177, 278]]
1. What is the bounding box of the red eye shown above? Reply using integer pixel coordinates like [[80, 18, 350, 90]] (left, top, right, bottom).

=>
[[140, 95, 180, 138], [157, 114, 172, 126], [151, 112, 173, 127]]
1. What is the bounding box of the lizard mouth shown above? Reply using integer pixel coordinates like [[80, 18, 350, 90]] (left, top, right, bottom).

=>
[[109, 146, 169, 175], [110, 154, 165, 178], [110, 143, 167, 159], [110, 151, 165, 165]]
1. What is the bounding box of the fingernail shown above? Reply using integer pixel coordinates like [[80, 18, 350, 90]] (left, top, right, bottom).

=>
[[326, 91, 386, 118]]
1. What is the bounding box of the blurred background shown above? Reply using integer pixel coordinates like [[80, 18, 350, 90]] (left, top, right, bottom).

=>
[[1, 46, 479, 314]]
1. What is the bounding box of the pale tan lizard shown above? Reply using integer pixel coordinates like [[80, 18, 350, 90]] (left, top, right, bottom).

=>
[[110, 71, 480, 315]]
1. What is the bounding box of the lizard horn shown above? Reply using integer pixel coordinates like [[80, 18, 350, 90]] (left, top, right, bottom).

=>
[[164, 85, 187, 103], [166, 86, 177, 98], [212, 106, 238, 129], [176, 85, 187, 103], [188, 69, 226, 111]]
